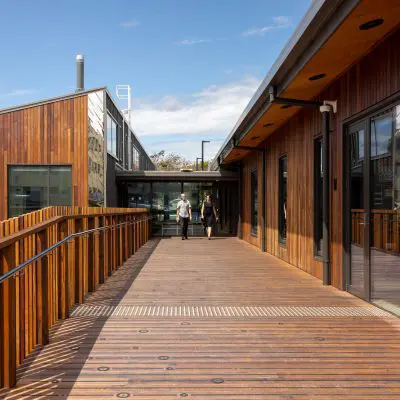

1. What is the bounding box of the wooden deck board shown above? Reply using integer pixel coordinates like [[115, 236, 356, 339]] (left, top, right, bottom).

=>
[[1, 237, 400, 399]]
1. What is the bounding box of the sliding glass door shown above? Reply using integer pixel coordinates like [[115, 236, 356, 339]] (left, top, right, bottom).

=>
[[346, 104, 400, 313]]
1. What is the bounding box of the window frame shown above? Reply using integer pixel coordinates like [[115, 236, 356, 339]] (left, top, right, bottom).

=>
[[278, 155, 287, 245], [250, 168, 258, 236]]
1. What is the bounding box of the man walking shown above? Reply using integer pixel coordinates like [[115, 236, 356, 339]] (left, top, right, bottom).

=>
[[176, 193, 192, 240]]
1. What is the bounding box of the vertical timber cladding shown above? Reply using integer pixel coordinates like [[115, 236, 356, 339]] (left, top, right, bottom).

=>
[[88, 90, 105, 206], [0, 95, 89, 221], [240, 26, 400, 290]]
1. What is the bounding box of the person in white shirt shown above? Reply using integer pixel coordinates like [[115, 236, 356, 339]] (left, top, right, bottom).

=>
[[176, 193, 192, 240]]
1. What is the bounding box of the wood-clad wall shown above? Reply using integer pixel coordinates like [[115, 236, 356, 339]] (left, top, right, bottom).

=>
[[240, 27, 400, 289], [0, 95, 89, 221]]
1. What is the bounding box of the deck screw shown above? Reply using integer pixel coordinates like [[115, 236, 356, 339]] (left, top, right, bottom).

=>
[[117, 393, 130, 398], [158, 356, 169, 360], [71, 346, 80, 351], [139, 329, 148, 333], [166, 367, 174, 370], [181, 322, 190, 326], [212, 378, 224, 384], [180, 393, 189, 397], [97, 366, 109, 371]]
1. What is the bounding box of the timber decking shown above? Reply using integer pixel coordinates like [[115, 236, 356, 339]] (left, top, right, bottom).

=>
[[1, 237, 399, 399]]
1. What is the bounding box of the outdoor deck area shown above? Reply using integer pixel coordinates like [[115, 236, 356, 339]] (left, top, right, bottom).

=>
[[2, 237, 400, 399]]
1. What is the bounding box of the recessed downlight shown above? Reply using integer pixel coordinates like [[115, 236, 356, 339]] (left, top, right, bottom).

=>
[[251, 136, 260, 140], [263, 123, 274, 128], [280, 104, 292, 109], [359, 18, 384, 31], [309, 73, 326, 81]]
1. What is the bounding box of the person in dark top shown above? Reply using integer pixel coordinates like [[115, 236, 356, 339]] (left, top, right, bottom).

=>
[[201, 194, 218, 240]]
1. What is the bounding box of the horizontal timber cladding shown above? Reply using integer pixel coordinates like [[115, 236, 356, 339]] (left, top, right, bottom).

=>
[[240, 26, 400, 290], [0, 95, 89, 221]]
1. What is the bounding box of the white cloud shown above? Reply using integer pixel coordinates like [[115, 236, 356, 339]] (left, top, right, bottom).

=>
[[129, 76, 260, 138], [120, 19, 139, 28], [176, 39, 211, 45], [1, 89, 39, 98], [273, 16, 292, 28], [242, 15, 292, 36]]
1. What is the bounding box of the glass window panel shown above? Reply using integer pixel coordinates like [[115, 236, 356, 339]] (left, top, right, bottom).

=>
[[128, 182, 151, 209], [8, 166, 72, 217], [314, 138, 323, 256], [371, 115, 393, 158], [279, 156, 287, 243], [151, 182, 181, 222], [49, 167, 72, 206], [251, 170, 258, 235]]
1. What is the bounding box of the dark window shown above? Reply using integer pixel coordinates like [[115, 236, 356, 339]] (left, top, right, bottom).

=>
[[107, 113, 118, 157], [314, 138, 323, 256], [8, 165, 72, 217], [278, 156, 287, 244], [251, 169, 258, 235]]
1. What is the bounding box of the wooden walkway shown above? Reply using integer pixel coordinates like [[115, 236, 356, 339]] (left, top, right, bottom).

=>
[[1, 237, 400, 399]]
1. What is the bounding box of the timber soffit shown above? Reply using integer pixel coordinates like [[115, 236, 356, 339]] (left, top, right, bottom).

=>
[[211, 0, 359, 170]]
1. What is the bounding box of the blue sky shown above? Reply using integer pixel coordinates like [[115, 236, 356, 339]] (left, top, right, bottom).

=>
[[0, 0, 311, 160]]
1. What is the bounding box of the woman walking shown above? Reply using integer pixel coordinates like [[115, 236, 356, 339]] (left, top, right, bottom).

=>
[[201, 194, 218, 240]]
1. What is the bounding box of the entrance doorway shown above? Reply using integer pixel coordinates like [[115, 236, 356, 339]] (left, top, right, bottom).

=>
[[345, 103, 400, 314]]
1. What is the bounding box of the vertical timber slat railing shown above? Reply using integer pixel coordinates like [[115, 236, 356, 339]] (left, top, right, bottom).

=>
[[0, 207, 151, 389]]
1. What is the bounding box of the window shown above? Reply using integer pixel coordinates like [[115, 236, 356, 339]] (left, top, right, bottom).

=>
[[8, 165, 72, 217], [251, 169, 258, 235], [314, 138, 323, 256], [107, 113, 118, 157], [278, 156, 287, 244], [132, 146, 140, 170]]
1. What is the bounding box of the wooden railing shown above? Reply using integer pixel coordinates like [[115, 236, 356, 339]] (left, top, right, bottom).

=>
[[0, 207, 150, 389], [351, 209, 400, 253]]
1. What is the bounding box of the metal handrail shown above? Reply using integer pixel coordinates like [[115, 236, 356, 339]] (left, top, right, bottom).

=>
[[0, 215, 152, 285]]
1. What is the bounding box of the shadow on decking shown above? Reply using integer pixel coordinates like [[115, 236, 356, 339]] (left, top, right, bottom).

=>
[[0, 239, 160, 400]]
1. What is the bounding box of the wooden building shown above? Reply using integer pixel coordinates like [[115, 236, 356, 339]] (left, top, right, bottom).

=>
[[0, 62, 154, 221], [212, 0, 400, 313]]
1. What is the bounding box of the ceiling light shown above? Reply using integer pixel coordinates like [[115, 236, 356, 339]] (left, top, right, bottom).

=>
[[359, 18, 384, 31], [309, 73, 326, 81], [263, 123, 274, 128], [281, 105, 292, 109]]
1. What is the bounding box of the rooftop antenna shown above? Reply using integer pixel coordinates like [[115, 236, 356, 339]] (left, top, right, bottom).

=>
[[116, 85, 132, 126]]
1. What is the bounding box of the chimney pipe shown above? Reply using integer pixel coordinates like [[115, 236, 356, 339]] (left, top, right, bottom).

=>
[[76, 54, 84, 92]]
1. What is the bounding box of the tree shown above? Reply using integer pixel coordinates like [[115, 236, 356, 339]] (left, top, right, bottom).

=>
[[150, 151, 210, 171]]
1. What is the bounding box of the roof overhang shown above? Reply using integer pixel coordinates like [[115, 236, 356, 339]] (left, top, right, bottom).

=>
[[212, 0, 400, 169], [116, 170, 238, 183]]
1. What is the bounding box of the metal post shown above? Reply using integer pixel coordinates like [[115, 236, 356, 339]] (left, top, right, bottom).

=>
[[196, 157, 202, 171], [201, 140, 210, 171], [320, 105, 331, 285]]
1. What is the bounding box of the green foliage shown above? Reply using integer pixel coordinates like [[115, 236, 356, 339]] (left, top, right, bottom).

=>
[[150, 151, 209, 171]]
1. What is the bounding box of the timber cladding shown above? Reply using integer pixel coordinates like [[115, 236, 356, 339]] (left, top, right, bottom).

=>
[[0, 95, 89, 221], [240, 26, 400, 290]]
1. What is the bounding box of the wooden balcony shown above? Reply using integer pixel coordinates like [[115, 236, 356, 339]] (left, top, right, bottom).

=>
[[1, 231, 399, 399]]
